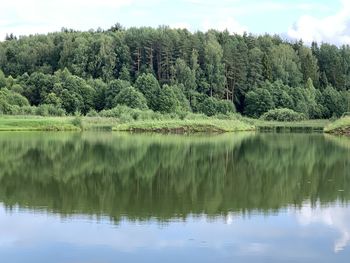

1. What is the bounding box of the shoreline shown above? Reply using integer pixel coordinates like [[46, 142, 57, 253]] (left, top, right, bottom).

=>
[[324, 117, 350, 136], [0, 115, 348, 135]]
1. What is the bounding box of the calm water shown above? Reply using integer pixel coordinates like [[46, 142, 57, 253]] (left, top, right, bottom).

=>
[[0, 132, 349, 262]]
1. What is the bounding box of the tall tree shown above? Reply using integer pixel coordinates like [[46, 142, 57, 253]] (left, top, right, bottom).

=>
[[204, 33, 225, 98]]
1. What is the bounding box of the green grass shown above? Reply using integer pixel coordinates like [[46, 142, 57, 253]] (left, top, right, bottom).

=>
[[246, 118, 330, 132], [0, 115, 255, 133], [324, 117, 350, 135], [0, 115, 341, 134], [0, 116, 79, 131], [114, 119, 255, 133]]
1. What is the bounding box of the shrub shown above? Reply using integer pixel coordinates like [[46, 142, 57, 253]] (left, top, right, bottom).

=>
[[0, 70, 6, 88], [113, 86, 148, 110], [134, 73, 160, 110], [105, 79, 131, 108], [244, 88, 275, 118], [197, 97, 235, 116], [17, 106, 37, 115], [216, 100, 236, 115], [71, 116, 83, 128], [158, 85, 178, 113], [36, 104, 66, 116], [184, 112, 208, 120], [197, 97, 217, 116], [0, 88, 30, 107], [260, 108, 306, 122], [86, 109, 99, 117], [99, 105, 163, 122]]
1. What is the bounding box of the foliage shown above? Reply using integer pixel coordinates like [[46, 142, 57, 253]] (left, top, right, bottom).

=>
[[105, 79, 130, 108], [261, 108, 306, 122], [325, 116, 350, 134], [0, 26, 349, 120], [99, 105, 163, 122], [134, 73, 160, 110], [113, 86, 148, 110], [244, 88, 275, 117], [158, 85, 179, 113], [197, 97, 235, 116]]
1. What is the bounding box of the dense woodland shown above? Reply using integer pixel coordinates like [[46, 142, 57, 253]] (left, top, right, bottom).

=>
[[0, 24, 350, 119]]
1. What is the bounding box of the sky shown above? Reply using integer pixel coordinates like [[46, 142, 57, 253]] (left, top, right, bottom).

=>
[[0, 0, 349, 45]]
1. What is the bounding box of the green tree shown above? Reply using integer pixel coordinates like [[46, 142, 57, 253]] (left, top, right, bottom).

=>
[[197, 97, 218, 116], [158, 85, 178, 113], [43, 92, 62, 107], [171, 58, 196, 99], [204, 33, 225, 97], [298, 46, 319, 87], [322, 86, 346, 117], [105, 79, 130, 109], [247, 47, 264, 88], [270, 44, 302, 87], [244, 88, 275, 117], [113, 86, 148, 110], [0, 70, 6, 88], [134, 73, 160, 110]]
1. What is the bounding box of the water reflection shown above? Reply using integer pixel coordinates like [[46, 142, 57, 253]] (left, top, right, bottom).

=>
[[1, 203, 350, 262], [0, 132, 349, 221], [0, 132, 349, 262], [297, 203, 350, 253]]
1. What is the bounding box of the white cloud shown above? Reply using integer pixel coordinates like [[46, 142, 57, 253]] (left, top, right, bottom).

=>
[[288, 0, 350, 45], [202, 17, 248, 35], [0, 0, 133, 40], [297, 203, 350, 253], [170, 22, 192, 30]]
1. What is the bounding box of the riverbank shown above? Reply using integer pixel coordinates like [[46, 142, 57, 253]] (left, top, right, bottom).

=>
[[249, 119, 330, 132], [0, 115, 343, 134], [0, 116, 255, 133], [0, 116, 79, 131], [324, 117, 350, 135]]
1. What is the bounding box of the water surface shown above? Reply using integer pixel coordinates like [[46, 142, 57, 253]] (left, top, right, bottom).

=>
[[0, 132, 349, 262]]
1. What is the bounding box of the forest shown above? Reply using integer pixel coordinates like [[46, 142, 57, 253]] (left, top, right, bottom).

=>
[[0, 24, 350, 120]]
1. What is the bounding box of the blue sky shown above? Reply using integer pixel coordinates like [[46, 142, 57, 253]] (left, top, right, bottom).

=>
[[0, 0, 348, 44]]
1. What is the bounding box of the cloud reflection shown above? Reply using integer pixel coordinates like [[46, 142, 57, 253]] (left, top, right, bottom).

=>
[[296, 203, 350, 252]]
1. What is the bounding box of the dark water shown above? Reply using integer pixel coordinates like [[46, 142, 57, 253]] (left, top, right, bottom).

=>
[[0, 132, 349, 262]]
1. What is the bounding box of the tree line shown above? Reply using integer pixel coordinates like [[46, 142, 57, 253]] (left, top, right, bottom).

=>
[[0, 24, 349, 118]]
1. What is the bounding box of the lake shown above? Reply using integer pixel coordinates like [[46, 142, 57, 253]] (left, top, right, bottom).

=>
[[0, 132, 349, 262]]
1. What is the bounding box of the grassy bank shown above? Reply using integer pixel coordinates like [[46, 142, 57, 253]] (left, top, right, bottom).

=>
[[0, 116, 79, 131], [0, 115, 255, 133], [247, 118, 330, 132], [324, 117, 350, 135], [0, 115, 345, 134], [114, 119, 255, 133]]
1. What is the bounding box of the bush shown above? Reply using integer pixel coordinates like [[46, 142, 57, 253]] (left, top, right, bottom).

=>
[[113, 86, 148, 110], [260, 108, 306, 122], [158, 85, 178, 113], [0, 88, 30, 107], [197, 97, 217, 116], [99, 105, 163, 122], [134, 73, 160, 110], [184, 112, 209, 120], [86, 109, 99, 117], [71, 116, 83, 128], [105, 79, 131, 108], [36, 104, 66, 116], [216, 100, 236, 115], [244, 88, 275, 118], [197, 97, 235, 116]]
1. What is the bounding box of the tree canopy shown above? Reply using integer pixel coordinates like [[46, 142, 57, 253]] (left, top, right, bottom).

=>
[[0, 25, 349, 118]]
